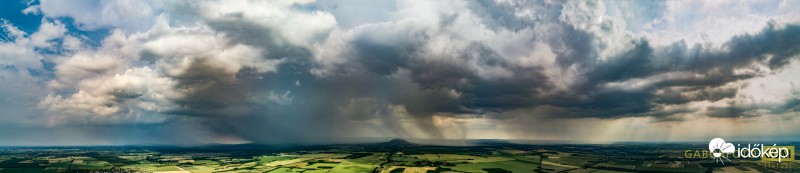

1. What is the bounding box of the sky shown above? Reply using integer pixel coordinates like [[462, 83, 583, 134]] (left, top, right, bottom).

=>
[[1, 0, 800, 146]]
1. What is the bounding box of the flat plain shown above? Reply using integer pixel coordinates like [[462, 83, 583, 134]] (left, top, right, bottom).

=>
[[1, 140, 797, 173]]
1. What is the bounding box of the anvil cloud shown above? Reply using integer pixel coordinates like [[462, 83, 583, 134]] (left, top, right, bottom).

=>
[[1, 0, 800, 145]]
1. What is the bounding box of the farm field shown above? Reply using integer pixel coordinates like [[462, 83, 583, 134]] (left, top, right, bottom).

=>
[[1, 139, 796, 173]]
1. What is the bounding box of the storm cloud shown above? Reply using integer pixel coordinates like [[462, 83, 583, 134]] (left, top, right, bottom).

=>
[[2, 0, 800, 145]]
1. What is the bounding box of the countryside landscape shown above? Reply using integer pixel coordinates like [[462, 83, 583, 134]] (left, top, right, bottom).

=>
[[3, 0, 800, 173], [2, 139, 798, 173]]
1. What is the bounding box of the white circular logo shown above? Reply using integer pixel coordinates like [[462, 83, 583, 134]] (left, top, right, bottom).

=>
[[708, 138, 736, 164]]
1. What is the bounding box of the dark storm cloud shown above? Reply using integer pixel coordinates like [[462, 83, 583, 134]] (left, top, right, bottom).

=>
[[299, 0, 800, 121], [193, 62, 469, 142], [572, 23, 800, 118], [565, 23, 799, 118], [653, 86, 740, 105], [156, 20, 315, 118], [774, 98, 800, 113], [7, 0, 800, 145], [171, 1, 800, 142], [162, 58, 253, 117]]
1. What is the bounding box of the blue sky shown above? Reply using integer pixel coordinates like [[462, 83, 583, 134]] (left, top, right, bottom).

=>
[[1, 0, 800, 146]]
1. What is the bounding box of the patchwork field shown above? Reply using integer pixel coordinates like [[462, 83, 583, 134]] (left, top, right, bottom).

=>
[[1, 140, 795, 173]]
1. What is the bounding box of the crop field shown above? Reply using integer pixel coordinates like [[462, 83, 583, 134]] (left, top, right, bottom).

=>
[[1, 140, 798, 173]]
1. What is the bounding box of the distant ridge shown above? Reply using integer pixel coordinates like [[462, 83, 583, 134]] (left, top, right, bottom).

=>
[[378, 139, 416, 146]]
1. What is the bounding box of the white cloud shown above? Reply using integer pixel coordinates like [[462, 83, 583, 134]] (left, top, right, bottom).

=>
[[38, 0, 164, 31], [0, 19, 66, 69], [40, 67, 176, 124], [40, 13, 284, 124], [634, 0, 800, 46], [197, 0, 337, 47], [21, 5, 40, 15]]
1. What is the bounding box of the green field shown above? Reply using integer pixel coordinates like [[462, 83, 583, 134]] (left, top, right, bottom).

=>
[[329, 161, 375, 173], [0, 140, 782, 173], [443, 160, 537, 172]]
